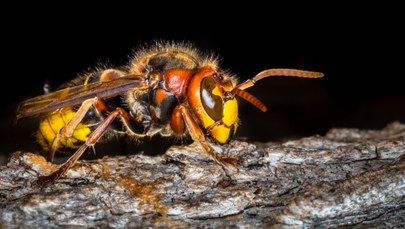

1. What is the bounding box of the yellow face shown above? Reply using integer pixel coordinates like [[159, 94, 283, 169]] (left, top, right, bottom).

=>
[[187, 67, 239, 144]]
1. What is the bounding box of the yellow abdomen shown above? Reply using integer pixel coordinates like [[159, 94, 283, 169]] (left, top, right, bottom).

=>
[[36, 108, 91, 152]]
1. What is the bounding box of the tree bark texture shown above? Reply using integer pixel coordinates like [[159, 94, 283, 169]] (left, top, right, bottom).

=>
[[1, 122, 404, 228]]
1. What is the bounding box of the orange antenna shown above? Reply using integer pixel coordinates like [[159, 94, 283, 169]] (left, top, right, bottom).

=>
[[233, 88, 267, 112], [232, 68, 324, 111], [234, 68, 324, 91]]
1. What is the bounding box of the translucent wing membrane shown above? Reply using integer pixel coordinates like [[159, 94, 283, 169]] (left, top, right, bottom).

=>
[[16, 75, 148, 119]]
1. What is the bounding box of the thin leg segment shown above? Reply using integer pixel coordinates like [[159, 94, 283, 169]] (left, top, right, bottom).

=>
[[177, 104, 238, 168], [38, 107, 129, 185], [48, 98, 99, 162], [48, 95, 148, 162]]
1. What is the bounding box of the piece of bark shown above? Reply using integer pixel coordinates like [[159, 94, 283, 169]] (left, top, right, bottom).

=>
[[1, 122, 404, 228]]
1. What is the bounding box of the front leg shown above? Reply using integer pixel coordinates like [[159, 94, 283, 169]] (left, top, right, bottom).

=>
[[175, 104, 238, 168]]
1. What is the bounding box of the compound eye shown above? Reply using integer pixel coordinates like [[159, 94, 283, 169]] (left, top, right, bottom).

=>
[[201, 77, 223, 121]]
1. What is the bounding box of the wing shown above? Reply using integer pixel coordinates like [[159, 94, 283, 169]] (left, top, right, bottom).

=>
[[16, 75, 149, 120]]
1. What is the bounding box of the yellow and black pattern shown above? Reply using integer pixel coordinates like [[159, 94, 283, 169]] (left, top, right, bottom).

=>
[[36, 108, 92, 152]]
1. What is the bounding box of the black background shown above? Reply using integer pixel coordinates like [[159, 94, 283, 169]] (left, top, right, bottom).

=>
[[1, 7, 404, 161]]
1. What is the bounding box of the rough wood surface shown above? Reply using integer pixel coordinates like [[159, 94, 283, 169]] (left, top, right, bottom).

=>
[[1, 122, 405, 228]]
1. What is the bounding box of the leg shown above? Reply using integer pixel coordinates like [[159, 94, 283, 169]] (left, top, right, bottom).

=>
[[38, 107, 129, 185], [47, 96, 147, 162], [177, 104, 238, 168], [46, 69, 127, 161], [48, 98, 99, 162]]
